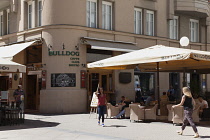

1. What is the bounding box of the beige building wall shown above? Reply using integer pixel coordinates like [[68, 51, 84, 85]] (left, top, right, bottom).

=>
[[0, 0, 210, 113]]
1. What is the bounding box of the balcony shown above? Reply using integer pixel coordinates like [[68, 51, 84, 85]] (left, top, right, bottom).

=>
[[175, 0, 210, 18]]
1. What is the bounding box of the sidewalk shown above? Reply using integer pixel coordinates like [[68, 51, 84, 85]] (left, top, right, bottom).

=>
[[0, 113, 210, 140]]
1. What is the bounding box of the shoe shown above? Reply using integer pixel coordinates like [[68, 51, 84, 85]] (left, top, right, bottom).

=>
[[177, 131, 183, 135], [193, 133, 199, 138], [102, 123, 105, 127], [98, 121, 100, 125]]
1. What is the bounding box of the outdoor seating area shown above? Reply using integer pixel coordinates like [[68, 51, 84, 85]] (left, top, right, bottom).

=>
[[0, 91, 25, 126], [0, 106, 24, 126], [106, 101, 209, 125]]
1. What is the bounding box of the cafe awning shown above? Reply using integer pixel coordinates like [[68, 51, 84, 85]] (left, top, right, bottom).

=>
[[81, 37, 139, 52], [87, 45, 210, 73], [0, 57, 26, 73], [0, 41, 37, 60]]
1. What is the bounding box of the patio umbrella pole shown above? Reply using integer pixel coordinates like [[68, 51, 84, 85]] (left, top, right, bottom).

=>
[[157, 62, 160, 111], [183, 68, 186, 87]]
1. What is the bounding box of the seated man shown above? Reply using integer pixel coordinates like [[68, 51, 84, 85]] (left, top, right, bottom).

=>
[[145, 94, 155, 107], [115, 97, 131, 118], [198, 96, 209, 118]]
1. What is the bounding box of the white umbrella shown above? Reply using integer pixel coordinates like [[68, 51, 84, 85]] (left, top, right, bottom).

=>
[[0, 57, 26, 73], [88, 45, 210, 106], [88, 45, 210, 73]]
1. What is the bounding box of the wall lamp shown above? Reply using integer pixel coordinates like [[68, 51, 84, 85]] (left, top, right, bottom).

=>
[[75, 43, 80, 50], [62, 43, 65, 50], [81, 64, 86, 68], [48, 44, 53, 51]]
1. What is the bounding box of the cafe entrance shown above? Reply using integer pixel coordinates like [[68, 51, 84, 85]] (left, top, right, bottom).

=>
[[87, 70, 114, 108]]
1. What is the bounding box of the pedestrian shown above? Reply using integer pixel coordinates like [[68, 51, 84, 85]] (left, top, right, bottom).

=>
[[95, 87, 107, 127], [172, 87, 199, 138], [13, 85, 24, 109], [135, 85, 142, 103]]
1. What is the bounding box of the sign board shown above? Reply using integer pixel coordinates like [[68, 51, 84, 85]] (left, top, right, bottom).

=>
[[90, 92, 98, 107], [1, 91, 8, 99], [51, 73, 76, 87]]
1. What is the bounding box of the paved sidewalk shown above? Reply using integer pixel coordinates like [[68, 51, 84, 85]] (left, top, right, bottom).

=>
[[0, 113, 210, 140]]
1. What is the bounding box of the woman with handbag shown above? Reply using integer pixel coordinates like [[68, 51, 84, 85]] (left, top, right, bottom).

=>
[[95, 87, 107, 127]]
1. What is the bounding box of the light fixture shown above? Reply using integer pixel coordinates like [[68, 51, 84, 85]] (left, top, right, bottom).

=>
[[62, 43, 65, 50], [75, 45, 79, 50], [180, 36, 189, 47], [81, 64, 86, 67], [48, 44, 53, 51]]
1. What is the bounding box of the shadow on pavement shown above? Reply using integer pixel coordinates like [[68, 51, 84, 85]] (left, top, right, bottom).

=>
[[200, 136, 210, 138], [0, 119, 60, 131], [104, 125, 127, 128]]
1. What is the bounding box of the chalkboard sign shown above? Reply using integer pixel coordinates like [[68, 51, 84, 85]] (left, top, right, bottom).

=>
[[51, 73, 76, 87]]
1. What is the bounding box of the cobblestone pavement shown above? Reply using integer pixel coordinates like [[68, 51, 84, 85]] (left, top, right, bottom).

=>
[[0, 113, 209, 140]]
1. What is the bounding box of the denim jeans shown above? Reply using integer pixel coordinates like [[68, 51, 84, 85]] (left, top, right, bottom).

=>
[[98, 105, 106, 123]]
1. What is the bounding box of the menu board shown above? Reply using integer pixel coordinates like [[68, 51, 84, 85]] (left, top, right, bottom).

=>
[[90, 92, 98, 107], [51, 73, 76, 87]]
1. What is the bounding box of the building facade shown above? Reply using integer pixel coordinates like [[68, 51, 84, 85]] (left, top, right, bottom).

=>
[[0, 0, 210, 113]]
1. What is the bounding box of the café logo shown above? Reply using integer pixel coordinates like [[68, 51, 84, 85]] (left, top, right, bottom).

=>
[[49, 51, 79, 56], [0, 66, 9, 70]]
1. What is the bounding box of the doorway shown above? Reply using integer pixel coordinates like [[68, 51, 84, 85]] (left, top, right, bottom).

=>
[[26, 75, 38, 110], [87, 71, 114, 108], [0, 76, 9, 91]]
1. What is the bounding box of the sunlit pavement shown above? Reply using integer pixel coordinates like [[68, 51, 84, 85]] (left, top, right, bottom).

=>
[[0, 113, 209, 140]]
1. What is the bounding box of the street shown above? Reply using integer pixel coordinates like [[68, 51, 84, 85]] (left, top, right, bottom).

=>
[[0, 113, 209, 140]]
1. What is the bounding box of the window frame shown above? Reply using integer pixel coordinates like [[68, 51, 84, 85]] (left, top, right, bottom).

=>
[[146, 10, 154, 36], [169, 16, 179, 40], [37, 0, 42, 27], [0, 12, 3, 36], [102, 1, 112, 30], [190, 19, 199, 42], [28, 1, 33, 29], [134, 8, 142, 34], [86, 0, 97, 28], [6, 9, 10, 34]]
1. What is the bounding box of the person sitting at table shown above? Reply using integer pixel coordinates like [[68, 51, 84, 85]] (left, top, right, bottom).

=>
[[145, 94, 155, 106], [160, 92, 169, 103], [114, 97, 131, 118], [119, 96, 126, 104], [198, 96, 209, 118]]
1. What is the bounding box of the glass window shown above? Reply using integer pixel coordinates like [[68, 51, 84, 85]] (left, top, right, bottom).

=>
[[28, 3, 32, 29], [169, 16, 178, 40], [102, 1, 112, 30], [134, 8, 142, 34], [7, 10, 10, 34], [87, 0, 97, 28], [146, 10, 154, 36], [190, 19, 199, 42], [38, 0, 42, 26], [0, 14, 3, 36]]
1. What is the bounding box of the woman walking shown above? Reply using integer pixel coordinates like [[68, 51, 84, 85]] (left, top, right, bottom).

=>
[[172, 87, 199, 138], [95, 87, 107, 127]]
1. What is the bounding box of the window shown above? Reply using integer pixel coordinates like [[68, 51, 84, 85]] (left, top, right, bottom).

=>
[[190, 19, 199, 42], [87, 0, 97, 28], [134, 8, 142, 34], [0, 12, 3, 36], [7, 9, 10, 34], [38, 0, 42, 26], [28, 2, 32, 29], [102, 1, 112, 30], [146, 10, 154, 36], [169, 16, 178, 40]]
